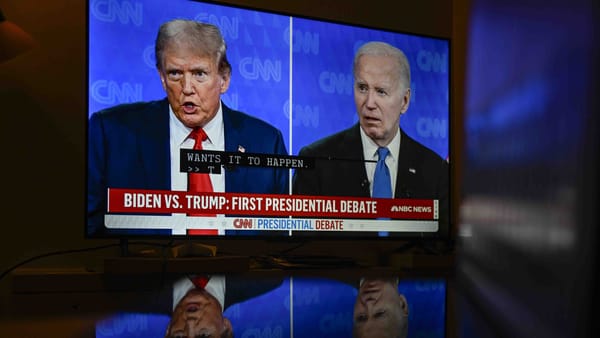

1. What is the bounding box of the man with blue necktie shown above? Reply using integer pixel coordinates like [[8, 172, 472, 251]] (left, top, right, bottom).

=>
[[292, 41, 449, 236], [354, 277, 409, 338]]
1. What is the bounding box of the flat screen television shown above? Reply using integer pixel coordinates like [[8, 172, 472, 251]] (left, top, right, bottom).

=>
[[86, 0, 451, 240]]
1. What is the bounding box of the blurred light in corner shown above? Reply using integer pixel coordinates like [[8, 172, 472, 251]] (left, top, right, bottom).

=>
[[0, 8, 36, 63]]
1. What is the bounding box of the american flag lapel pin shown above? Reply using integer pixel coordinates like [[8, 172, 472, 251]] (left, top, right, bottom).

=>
[[409, 168, 417, 174], [238, 145, 246, 153]]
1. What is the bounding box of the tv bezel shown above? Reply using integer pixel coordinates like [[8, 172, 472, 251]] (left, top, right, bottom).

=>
[[85, 0, 454, 244]]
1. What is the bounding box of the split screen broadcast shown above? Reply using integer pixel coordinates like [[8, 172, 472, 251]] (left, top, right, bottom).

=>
[[87, 0, 450, 238]]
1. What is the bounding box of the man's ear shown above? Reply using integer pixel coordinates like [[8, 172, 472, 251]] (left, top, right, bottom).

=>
[[220, 72, 231, 93], [399, 293, 409, 316], [158, 70, 167, 91], [223, 317, 234, 338], [163, 322, 171, 338], [400, 88, 411, 114]]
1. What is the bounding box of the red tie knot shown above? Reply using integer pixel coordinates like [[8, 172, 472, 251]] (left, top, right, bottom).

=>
[[190, 275, 210, 289], [189, 127, 208, 144]]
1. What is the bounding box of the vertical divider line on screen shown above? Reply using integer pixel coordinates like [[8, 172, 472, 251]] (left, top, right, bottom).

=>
[[288, 15, 294, 237]]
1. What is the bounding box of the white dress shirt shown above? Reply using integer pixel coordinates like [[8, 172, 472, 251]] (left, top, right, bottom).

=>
[[169, 103, 226, 193], [172, 275, 226, 312], [360, 126, 401, 197]]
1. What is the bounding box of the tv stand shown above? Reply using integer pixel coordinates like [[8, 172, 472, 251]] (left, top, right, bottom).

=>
[[106, 239, 248, 274], [117, 238, 170, 258], [119, 238, 129, 257]]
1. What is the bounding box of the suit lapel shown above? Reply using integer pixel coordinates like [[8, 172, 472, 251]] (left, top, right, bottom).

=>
[[222, 105, 248, 192], [396, 129, 415, 198], [343, 125, 370, 197], [139, 99, 171, 189]]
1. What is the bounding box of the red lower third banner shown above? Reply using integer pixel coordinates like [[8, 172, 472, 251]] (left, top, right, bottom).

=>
[[107, 188, 438, 220]]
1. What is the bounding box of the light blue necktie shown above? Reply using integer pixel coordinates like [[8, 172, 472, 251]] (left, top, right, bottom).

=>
[[372, 147, 392, 198], [373, 147, 392, 237]]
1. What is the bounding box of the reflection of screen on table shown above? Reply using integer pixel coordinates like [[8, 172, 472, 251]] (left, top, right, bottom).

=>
[[95, 276, 447, 338], [87, 0, 450, 238]]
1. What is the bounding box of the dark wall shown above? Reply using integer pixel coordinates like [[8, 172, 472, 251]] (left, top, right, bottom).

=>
[[0, 0, 89, 273], [456, 0, 599, 337]]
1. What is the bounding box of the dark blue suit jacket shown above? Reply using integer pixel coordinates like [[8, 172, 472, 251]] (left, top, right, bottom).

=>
[[292, 124, 449, 237], [87, 98, 289, 236]]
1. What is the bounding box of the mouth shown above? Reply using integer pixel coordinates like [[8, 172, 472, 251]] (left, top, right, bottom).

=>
[[361, 279, 383, 290], [361, 285, 381, 293], [359, 282, 381, 304], [360, 292, 379, 304], [182, 102, 197, 113], [358, 279, 393, 303], [362, 115, 381, 124]]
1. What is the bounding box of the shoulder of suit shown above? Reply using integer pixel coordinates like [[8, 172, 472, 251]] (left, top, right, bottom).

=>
[[401, 129, 447, 165], [91, 99, 168, 119], [299, 125, 359, 155], [223, 104, 282, 134]]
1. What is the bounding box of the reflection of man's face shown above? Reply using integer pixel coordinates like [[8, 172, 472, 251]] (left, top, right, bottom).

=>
[[158, 44, 230, 129], [354, 54, 411, 147], [353, 278, 409, 338], [166, 288, 232, 338]]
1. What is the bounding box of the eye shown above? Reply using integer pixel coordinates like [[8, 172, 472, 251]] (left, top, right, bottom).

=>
[[193, 70, 209, 81], [356, 84, 368, 93], [374, 309, 387, 318], [354, 313, 368, 322], [376, 88, 387, 96], [167, 70, 182, 80]]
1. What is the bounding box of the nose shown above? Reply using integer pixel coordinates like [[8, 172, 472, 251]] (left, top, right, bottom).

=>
[[365, 90, 377, 108], [182, 73, 194, 95], [183, 320, 195, 336]]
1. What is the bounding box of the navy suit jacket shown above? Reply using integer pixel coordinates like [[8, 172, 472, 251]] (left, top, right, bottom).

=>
[[87, 99, 289, 236], [292, 124, 449, 236]]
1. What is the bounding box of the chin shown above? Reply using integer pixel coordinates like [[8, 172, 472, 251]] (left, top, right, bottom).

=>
[[366, 130, 385, 141], [182, 116, 204, 128]]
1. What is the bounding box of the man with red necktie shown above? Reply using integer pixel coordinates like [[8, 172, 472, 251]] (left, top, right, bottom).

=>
[[87, 20, 289, 236], [164, 274, 284, 338]]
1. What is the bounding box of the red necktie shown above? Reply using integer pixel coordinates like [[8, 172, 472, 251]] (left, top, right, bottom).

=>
[[190, 275, 210, 289], [188, 128, 213, 195], [187, 128, 217, 235]]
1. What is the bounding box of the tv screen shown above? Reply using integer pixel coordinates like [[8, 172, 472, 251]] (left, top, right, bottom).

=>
[[86, 0, 450, 238]]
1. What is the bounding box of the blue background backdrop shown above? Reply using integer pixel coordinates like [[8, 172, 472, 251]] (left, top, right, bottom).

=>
[[88, 0, 449, 159]]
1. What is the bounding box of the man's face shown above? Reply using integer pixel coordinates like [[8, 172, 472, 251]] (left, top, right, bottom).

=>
[[166, 288, 231, 338], [354, 54, 410, 147], [158, 45, 230, 129], [353, 278, 409, 338]]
